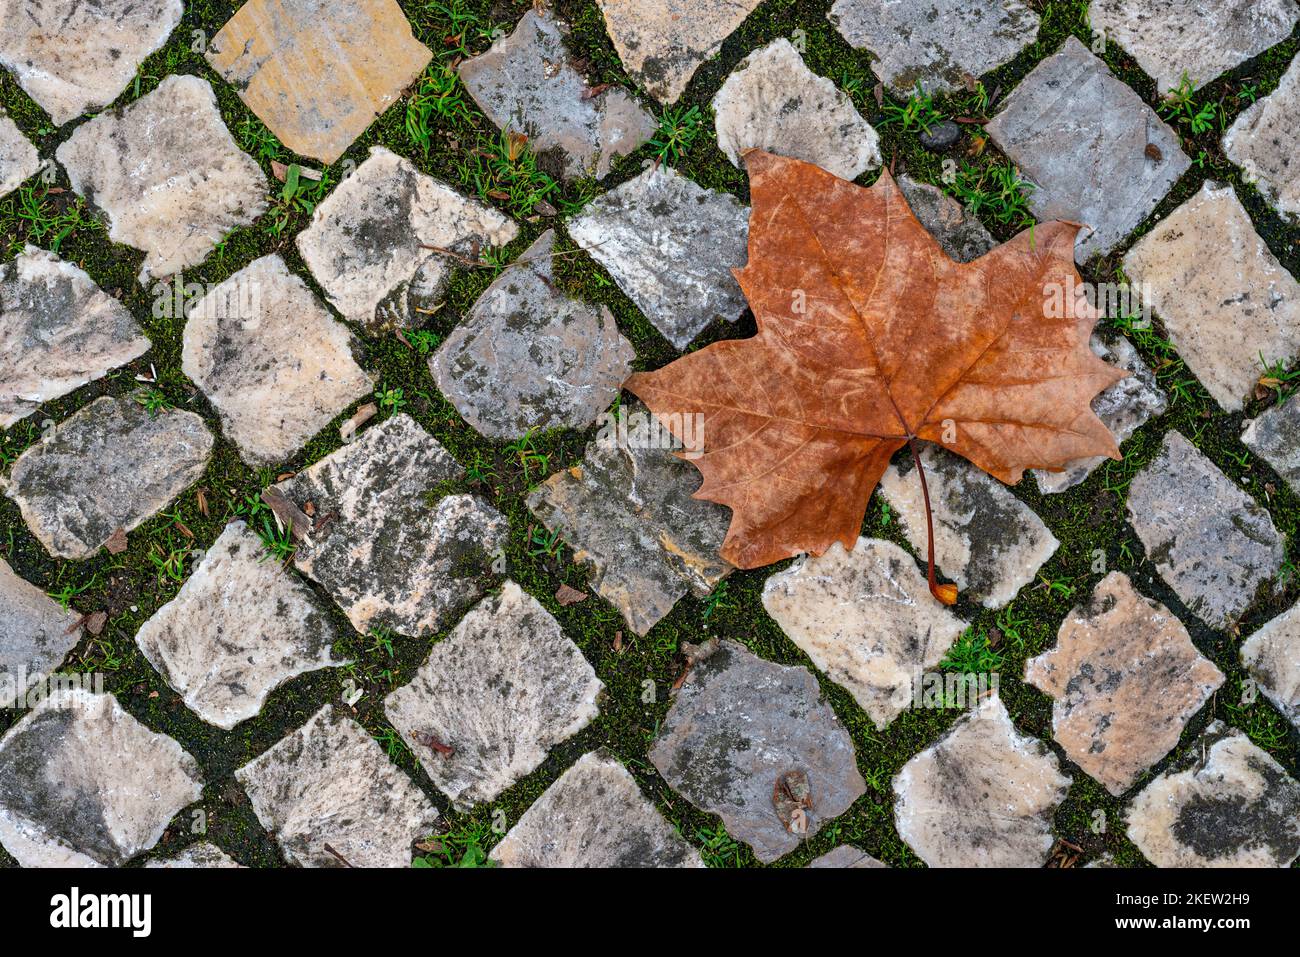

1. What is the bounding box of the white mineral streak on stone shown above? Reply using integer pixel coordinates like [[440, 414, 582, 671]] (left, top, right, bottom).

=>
[[762, 537, 966, 729], [712, 39, 881, 181], [297, 146, 518, 331], [1124, 181, 1300, 413], [384, 581, 603, 809], [893, 695, 1070, 867], [183, 254, 372, 466], [0, 689, 203, 867], [490, 750, 705, 867], [236, 704, 439, 868], [135, 521, 347, 730], [55, 75, 268, 284], [0, 245, 150, 428]]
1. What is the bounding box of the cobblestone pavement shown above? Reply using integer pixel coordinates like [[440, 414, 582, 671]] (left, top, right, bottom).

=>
[[0, 0, 1298, 868]]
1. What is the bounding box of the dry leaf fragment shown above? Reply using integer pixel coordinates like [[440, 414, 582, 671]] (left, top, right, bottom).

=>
[[773, 770, 813, 835], [340, 402, 378, 442], [85, 611, 108, 636], [626, 152, 1126, 602], [260, 487, 312, 542], [104, 527, 129, 555], [555, 583, 588, 606], [196, 488, 209, 517]]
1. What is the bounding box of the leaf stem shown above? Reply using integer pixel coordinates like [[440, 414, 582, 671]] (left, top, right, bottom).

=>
[[909, 438, 958, 606]]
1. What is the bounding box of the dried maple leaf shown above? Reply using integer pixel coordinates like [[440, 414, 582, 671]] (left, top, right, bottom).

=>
[[626, 152, 1126, 600]]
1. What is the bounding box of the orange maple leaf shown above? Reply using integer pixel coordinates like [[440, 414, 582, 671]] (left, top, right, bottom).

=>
[[626, 151, 1127, 600]]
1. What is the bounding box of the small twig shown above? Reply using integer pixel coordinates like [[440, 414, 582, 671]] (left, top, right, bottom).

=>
[[260, 487, 312, 543], [323, 843, 354, 868]]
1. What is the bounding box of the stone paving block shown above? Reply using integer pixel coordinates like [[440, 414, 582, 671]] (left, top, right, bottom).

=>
[[297, 146, 518, 333], [1025, 571, 1223, 795], [1225, 57, 1300, 222], [0, 557, 81, 710], [183, 254, 372, 466], [56, 75, 267, 285], [430, 230, 634, 439], [898, 175, 997, 263], [236, 704, 439, 868], [1034, 334, 1166, 493], [0, 0, 182, 126], [3, 396, 214, 560], [134, 521, 346, 730], [490, 750, 704, 868], [879, 445, 1059, 609], [1241, 600, 1300, 732], [458, 11, 654, 181], [0, 245, 150, 429], [1124, 181, 1300, 413], [526, 406, 732, 636], [1126, 721, 1300, 867], [985, 37, 1190, 263], [146, 843, 241, 868], [1242, 396, 1300, 492], [276, 414, 509, 638], [0, 113, 38, 199], [762, 537, 966, 729], [568, 165, 750, 349], [712, 38, 881, 182], [384, 581, 602, 810], [808, 846, 887, 868], [893, 694, 1070, 867], [829, 0, 1041, 96], [206, 0, 432, 165], [0, 688, 203, 867], [1091, 0, 1299, 95], [649, 639, 866, 863], [593, 0, 765, 104], [1128, 431, 1285, 629]]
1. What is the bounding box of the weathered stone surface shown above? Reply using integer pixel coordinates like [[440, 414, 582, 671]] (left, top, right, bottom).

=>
[[183, 254, 371, 466], [3, 396, 214, 560], [649, 640, 866, 863], [526, 406, 732, 635], [1034, 334, 1166, 493], [0, 113, 38, 199], [0, 245, 150, 429], [430, 231, 634, 439], [879, 446, 1059, 609], [297, 146, 518, 332], [1127, 431, 1285, 629], [712, 39, 881, 181], [594, 0, 764, 104], [898, 175, 996, 263], [1241, 600, 1300, 731], [206, 0, 432, 164], [1123, 181, 1300, 412], [568, 165, 749, 349], [384, 581, 602, 809], [146, 842, 241, 868], [1025, 572, 1223, 795], [762, 537, 966, 729], [0, 0, 182, 125], [809, 845, 887, 868], [276, 414, 509, 637], [1225, 57, 1300, 222], [893, 695, 1070, 867], [985, 37, 1190, 263], [56, 75, 267, 285], [459, 11, 654, 181], [0, 688, 203, 867], [829, 0, 1040, 96], [236, 704, 439, 868], [1126, 721, 1300, 867], [135, 522, 346, 730], [0, 558, 81, 709], [1243, 397, 1300, 492], [491, 750, 704, 868], [1091, 0, 1299, 95]]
